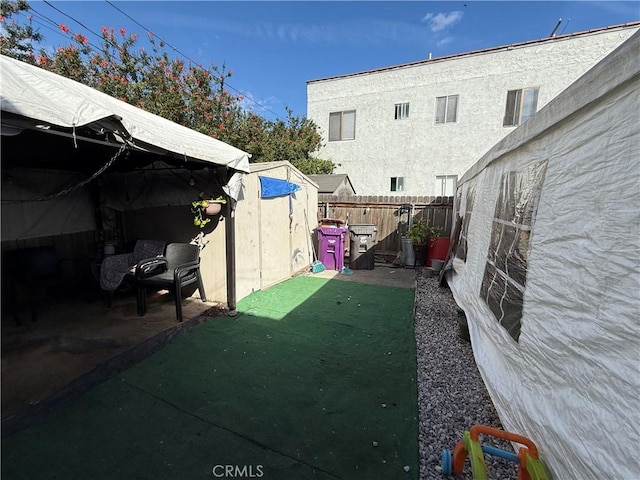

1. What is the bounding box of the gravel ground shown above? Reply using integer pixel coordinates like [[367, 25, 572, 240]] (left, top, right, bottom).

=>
[[414, 268, 519, 480]]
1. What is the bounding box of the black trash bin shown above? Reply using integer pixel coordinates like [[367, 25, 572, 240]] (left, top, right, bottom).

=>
[[348, 224, 377, 270]]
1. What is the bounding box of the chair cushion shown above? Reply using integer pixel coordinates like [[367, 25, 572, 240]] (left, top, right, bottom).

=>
[[133, 240, 166, 264], [100, 240, 165, 291]]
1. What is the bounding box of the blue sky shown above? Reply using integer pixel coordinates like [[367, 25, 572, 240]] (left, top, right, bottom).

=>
[[23, 1, 640, 120]]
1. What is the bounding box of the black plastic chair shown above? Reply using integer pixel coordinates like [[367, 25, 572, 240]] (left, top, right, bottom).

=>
[[131, 243, 207, 322]]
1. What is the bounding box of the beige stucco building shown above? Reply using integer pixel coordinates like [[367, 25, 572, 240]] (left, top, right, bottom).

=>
[[307, 23, 639, 196]]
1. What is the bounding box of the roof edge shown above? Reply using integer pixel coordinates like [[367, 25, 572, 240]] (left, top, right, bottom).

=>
[[307, 21, 640, 84]]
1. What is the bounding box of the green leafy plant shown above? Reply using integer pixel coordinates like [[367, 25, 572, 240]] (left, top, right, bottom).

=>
[[191, 193, 226, 228], [408, 219, 442, 245]]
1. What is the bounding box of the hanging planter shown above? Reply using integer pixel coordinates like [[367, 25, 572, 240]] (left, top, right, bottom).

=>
[[202, 200, 223, 216], [191, 194, 227, 228]]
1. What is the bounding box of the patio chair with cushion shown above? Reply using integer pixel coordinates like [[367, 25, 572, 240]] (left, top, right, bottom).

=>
[[131, 243, 207, 322], [100, 239, 166, 306]]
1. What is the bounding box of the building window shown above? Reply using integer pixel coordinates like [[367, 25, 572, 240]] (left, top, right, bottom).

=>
[[394, 102, 410, 120], [503, 87, 539, 126], [435, 175, 457, 196], [329, 110, 356, 141], [435, 95, 458, 124], [390, 177, 404, 192]]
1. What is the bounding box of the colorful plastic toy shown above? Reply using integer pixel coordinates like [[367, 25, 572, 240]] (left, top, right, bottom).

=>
[[441, 425, 549, 480]]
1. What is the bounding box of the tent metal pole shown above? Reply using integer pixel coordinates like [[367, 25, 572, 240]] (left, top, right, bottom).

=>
[[225, 200, 238, 315]]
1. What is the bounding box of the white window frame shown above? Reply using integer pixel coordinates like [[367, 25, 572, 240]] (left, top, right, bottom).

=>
[[435, 95, 459, 124], [503, 87, 539, 127], [329, 110, 356, 141], [394, 102, 410, 120], [390, 177, 404, 192], [435, 175, 457, 197]]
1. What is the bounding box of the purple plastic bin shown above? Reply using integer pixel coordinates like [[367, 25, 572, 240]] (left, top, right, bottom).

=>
[[317, 226, 347, 271]]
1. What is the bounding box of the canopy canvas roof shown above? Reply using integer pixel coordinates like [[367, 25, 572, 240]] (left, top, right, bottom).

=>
[[0, 54, 250, 201]]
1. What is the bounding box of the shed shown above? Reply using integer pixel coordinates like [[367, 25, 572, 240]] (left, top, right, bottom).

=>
[[307, 174, 355, 196], [120, 161, 319, 305], [446, 32, 639, 479], [234, 162, 319, 300]]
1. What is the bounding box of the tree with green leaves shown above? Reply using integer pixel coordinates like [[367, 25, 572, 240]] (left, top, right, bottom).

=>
[[0, 0, 41, 62], [0, 0, 334, 175]]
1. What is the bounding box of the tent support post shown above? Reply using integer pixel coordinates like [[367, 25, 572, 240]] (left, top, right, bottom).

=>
[[225, 201, 238, 316]]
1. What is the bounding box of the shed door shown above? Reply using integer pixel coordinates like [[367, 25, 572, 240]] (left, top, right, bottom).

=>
[[259, 195, 292, 289]]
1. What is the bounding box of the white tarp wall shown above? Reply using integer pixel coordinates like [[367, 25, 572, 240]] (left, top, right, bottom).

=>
[[1, 169, 96, 240], [447, 32, 639, 479]]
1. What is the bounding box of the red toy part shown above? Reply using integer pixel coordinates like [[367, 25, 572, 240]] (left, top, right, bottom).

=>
[[469, 425, 539, 459], [443, 425, 550, 480]]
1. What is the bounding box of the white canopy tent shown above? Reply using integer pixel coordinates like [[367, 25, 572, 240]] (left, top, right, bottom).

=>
[[0, 54, 250, 201], [1, 54, 252, 243], [446, 32, 639, 479]]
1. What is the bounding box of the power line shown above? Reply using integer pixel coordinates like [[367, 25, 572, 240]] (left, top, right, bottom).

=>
[[27, 6, 106, 54], [7, 7, 77, 54], [24, 0, 287, 121], [30, 2, 136, 58], [103, 0, 285, 121], [41, 0, 111, 50]]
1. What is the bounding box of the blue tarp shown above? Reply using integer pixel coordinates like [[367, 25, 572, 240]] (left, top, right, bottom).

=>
[[259, 176, 301, 198]]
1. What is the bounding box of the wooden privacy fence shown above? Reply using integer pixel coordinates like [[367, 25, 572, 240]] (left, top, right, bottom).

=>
[[317, 195, 455, 257]]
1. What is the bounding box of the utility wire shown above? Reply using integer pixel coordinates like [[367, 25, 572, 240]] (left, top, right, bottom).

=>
[[103, 0, 285, 121], [27, 1, 287, 121], [26, 6, 107, 54], [41, 0, 113, 50], [30, 3, 127, 56]]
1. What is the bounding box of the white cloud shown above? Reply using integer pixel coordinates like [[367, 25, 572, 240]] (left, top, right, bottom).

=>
[[227, 20, 418, 46], [239, 91, 281, 119], [164, 13, 436, 48], [436, 37, 454, 48], [421, 11, 464, 33]]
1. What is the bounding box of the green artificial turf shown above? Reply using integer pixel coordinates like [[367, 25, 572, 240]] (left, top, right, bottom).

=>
[[2, 276, 418, 480]]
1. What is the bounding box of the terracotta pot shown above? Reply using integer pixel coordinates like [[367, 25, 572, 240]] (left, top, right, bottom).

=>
[[203, 201, 223, 216]]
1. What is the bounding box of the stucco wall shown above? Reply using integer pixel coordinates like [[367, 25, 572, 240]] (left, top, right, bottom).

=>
[[307, 26, 638, 196]]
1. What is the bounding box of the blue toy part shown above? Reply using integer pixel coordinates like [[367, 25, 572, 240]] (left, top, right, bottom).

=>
[[441, 449, 453, 475], [481, 445, 519, 463]]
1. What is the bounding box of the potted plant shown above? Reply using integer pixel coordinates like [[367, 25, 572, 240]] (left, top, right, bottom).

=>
[[408, 219, 443, 266], [191, 193, 227, 228], [408, 219, 430, 246]]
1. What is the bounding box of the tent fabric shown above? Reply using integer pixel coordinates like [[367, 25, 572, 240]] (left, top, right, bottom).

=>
[[259, 176, 301, 198], [0, 55, 251, 200], [101, 168, 224, 212], [447, 32, 639, 480], [1, 169, 96, 240]]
